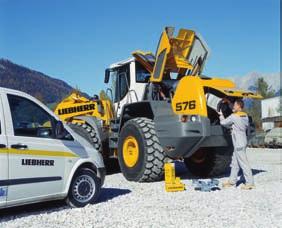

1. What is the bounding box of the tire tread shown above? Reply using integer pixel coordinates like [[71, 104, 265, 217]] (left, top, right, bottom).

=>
[[126, 117, 166, 182]]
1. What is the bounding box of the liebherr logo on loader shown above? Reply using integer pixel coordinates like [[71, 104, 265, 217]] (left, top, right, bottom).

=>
[[58, 104, 95, 115]]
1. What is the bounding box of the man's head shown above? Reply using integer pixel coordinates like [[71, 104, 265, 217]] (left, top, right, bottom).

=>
[[233, 99, 244, 112]]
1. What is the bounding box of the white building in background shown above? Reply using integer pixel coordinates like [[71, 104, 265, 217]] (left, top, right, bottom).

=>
[[261, 96, 282, 131]]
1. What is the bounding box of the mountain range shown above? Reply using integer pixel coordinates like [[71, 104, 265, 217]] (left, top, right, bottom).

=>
[[228, 72, 280, 96], [0, 58, 76, 106]]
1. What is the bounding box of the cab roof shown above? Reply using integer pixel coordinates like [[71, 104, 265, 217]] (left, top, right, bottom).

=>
[[109, 57, 135, 69]]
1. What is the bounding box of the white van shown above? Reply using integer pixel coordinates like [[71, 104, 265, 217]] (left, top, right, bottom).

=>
[[0, 87, 105, 208]]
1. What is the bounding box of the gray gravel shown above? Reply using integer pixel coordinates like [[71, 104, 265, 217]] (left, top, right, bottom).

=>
[[0, 148, 281, 228]]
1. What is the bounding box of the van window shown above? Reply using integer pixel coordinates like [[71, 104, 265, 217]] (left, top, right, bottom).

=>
[[7, 94, 54, 138]]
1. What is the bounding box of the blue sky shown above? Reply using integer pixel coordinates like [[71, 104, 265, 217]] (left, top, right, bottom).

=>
[[0, 0, 280, 94]]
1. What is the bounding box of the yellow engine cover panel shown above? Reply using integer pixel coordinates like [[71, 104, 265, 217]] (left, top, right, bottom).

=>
[[172, 76, 208, 117], [150, 29, 171, 82]]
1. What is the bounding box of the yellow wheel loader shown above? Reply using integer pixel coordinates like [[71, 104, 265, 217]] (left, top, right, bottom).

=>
[[55, 27, 262, 182], [54, 91, 114, 158]]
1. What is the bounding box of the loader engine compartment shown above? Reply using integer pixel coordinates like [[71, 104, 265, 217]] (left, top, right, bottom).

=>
[[205, 92, 234, 125], [148, 76, 235, 125]]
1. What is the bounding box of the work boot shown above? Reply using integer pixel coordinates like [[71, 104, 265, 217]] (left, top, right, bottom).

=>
[[222, 181, 235, 188], [241, 184, 255, 190]]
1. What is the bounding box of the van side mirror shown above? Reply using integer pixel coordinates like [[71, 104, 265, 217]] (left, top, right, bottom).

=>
[[104, 69, 110, 83], [55, 121, 65, 139], [37, 128, 52, 138]]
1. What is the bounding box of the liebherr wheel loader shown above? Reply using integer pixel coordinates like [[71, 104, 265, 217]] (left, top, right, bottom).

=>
[[55, 27, 262, 182]]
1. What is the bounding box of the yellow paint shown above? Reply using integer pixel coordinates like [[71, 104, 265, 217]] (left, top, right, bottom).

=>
[[54, 91, 114, 126], [199, 78, 262, 99], [201, 77, 235, 88], [168, 29, 195, 70], [0, 149, 8, 154], [132, 50, 154, 73], [133, 26, 262, 98], [150, 28, 171, 82], [0, 148, 78, 157], [122, 136, 139, 168], [172, 75, 262, 116], [234, 111, 248, 117], [164, 163, 185, 192], [149, 28, 196, 82], [172, 76, 208, 117], [208, 86, 263, 99]]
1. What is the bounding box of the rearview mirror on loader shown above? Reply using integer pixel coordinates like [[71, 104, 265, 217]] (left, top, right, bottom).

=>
[[104, 68, 110, 83]]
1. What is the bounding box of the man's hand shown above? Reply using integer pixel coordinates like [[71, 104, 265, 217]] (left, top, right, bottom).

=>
[[217, 109, 223, 116]]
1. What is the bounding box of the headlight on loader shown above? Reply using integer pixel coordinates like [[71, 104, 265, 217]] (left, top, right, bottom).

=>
[[180, 115, 199, 123], [190, 115, 198, 122]]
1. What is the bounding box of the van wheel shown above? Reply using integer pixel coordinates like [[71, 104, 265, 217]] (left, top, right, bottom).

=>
[[66, 168, 101, 208]]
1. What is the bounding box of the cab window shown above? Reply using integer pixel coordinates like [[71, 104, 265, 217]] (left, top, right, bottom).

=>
[[136, 62, 150, 83], [7, 94, 54, 138], [118, 71, 129, 101]]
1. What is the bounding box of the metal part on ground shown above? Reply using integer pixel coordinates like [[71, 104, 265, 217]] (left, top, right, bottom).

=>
[[192, 179, 220, 192]]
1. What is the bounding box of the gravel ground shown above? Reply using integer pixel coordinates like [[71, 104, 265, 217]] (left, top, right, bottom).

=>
[[0, 148, 281, 228]]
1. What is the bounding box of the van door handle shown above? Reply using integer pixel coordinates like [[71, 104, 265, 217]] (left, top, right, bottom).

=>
[[11, 144, 28, 150], [0, 144, 6, 148]]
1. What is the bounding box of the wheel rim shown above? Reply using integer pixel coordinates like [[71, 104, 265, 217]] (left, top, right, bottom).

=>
[[190, 149, 207, 164], [72, 175, 96, 203], [123, 136, 139, 168]]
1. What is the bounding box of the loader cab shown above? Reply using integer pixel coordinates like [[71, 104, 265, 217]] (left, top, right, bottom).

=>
[[104, 59, 149, 116], [105, 63, 130, 103]]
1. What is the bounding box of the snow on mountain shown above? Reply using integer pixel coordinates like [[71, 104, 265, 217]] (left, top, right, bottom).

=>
[[228, 72, 280, 92]]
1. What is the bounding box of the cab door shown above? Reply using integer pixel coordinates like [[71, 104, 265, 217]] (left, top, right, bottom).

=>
[[0, 93, 8, 207], [109, 63, 131, 117], [2, 93, 76, 205]]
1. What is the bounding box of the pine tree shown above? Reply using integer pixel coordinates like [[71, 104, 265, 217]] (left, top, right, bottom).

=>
[[247, 78, 276, 129]]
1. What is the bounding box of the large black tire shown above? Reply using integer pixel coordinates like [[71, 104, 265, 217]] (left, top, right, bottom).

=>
[[118, 117, 165, 182], [66, 168, 101, 208], [68, 123, 101, 152], [184, 146, 233, 177], [68, 123, 118, 173]]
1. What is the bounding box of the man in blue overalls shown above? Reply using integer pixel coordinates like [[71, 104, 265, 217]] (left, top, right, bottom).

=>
[[218, 99, 255, 190]]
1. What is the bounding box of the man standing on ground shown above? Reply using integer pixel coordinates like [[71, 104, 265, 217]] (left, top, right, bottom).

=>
[[218, 99, 255, 190]]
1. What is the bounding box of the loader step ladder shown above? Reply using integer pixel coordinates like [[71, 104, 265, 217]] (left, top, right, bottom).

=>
[[109, 119, 120, 149]]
